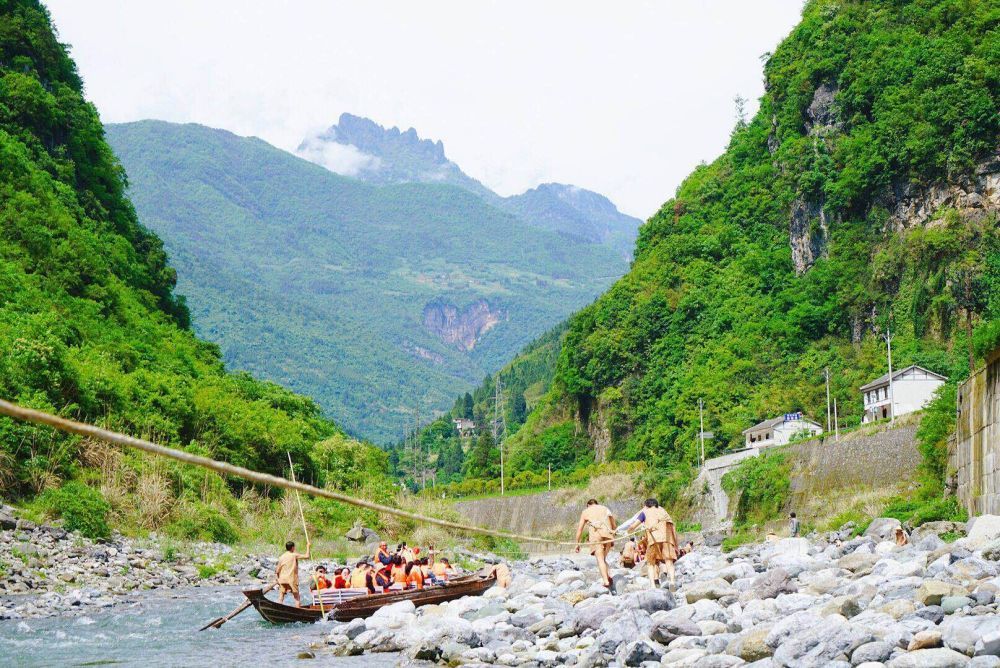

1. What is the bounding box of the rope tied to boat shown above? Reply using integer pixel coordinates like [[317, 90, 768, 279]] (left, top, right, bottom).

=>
[[0, 399, 647, 549]]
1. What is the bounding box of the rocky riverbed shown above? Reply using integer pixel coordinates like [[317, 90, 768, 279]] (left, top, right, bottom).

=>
[[0, 505, 273, 619], [317, 515, 1000, 667]]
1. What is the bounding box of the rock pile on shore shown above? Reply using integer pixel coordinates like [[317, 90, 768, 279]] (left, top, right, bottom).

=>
[[0, 506, 270, 619], [320, 516, 1000, 667]]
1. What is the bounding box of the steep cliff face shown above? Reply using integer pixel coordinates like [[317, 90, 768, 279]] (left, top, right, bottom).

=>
[[422, 299, 505, 352], [885, 151, 1000, 230]]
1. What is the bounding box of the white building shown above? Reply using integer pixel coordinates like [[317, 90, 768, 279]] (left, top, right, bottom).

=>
[[860, 364, 947, 423], [743, 412, 823, 448]]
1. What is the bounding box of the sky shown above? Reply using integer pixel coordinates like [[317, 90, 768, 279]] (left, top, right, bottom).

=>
[[45, 1, 803, 219]]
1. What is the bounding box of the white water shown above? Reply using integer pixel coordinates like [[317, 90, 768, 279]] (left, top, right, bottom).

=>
[[0, 587, 397, 667]]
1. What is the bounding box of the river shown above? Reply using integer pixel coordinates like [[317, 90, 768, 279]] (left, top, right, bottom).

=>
[[0, 587, 398, 667]]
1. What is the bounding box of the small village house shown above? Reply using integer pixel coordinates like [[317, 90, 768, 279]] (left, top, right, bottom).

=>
[[742, 412, 823, 448], [452, 417, 476, 437], [860, 364, 947, 423]]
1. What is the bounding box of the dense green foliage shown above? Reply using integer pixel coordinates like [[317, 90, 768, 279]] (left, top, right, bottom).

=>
[[105, 121, 631, 443], [389, 323, 566, 491], [38, 481, 110, 539], [722, 452, 792, 526], [0, 0, 388, 540], [914, 383, 958, 491], [508, 0, 999, 488]]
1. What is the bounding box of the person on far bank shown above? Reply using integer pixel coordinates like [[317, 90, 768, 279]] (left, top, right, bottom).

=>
[[789, 512, 800, 537], [275, 540, 311, 608], [574, 498, 617, 590]]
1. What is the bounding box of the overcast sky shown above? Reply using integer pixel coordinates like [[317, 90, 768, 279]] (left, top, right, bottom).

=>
[[45, 1, 802, 219]]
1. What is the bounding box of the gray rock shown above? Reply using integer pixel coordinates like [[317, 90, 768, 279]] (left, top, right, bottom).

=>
[[942, 616, 1000, 656], [751, 568, 797, 600], [686, 578, 738, 603], [852, 640, 895, 665], [596, 609, 653, 654], [574, 602, 618, 633], [976, 630, 1000, 658], [772, 617, 873, 667], [616, 639, 663, 666], [887, 647, 971, 667], [941, 596, 974, 615], [866, 518, 903, 541], [651, 618, 702, 644], [624, 588, 676, 614]]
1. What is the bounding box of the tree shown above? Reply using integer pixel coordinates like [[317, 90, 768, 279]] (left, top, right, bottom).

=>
[[465, 430, 497, 478], [463, 392, 474, 420], [512, 391, 527, 425]]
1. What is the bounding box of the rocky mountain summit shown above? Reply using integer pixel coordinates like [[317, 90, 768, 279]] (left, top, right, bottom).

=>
[[297, 113, 642, 256], [320, 516, 1000, 667]]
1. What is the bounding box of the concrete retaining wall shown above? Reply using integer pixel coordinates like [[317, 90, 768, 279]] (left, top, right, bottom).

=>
[[952, 349, 1000, 515]]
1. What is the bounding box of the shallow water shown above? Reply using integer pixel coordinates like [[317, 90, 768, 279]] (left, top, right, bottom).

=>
[[0, 587, 398, 668]]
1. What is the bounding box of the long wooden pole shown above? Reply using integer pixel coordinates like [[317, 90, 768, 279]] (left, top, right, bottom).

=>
[[0, 398, 631, 547], [286, 451, 310, 546]]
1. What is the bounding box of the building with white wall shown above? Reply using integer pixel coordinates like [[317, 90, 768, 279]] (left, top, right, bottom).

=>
[[743, 412, 823, 448], [860, 364, 947, 423]]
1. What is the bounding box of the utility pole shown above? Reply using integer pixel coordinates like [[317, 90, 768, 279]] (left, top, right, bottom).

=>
[[824, 368, 832, 433], [699, 398, 705, 466], [492, 376, 507, 495], [884, 328, 895, 425], [833, 397, 840, 442]]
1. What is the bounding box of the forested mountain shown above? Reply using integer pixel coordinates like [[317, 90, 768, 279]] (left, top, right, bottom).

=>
[[298, 113, 641, 258], [410, 0, 1000, 496], [106, 121, 633, 443], [0, 0, 387, 540]]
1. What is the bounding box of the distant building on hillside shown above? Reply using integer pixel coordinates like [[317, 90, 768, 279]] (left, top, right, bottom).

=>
[[861, 364, 947, 423], [743, 412, 823, 448], [453, 418, 476, 437]]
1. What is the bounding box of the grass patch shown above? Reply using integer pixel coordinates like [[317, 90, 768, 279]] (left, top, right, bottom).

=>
[[881, 495, 967, 527], [722, 451, 791, 526], [721, 528, 759, 553], [940, 531, 962, 543]]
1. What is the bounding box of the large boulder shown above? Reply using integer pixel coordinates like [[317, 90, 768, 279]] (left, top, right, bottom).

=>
[[595, 609, 653, 654], [727, 625, 774, 662], [838, 552, 881, 574], [650, 617, 702, 644], [771, 617, 874, 666], [866, 518, 903, 541], [968, 515, 1000, 548], [750, 568, 798, 600], [941, 616, 1000, 656], [886, 648, 972, 667], [851, 641, 895, 664], [685, 578, 738, 603], [574, 602, 618, 633], [624, 588, 677, 614]]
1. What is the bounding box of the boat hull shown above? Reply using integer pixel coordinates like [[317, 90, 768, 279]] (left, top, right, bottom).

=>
[[244, 574, 497, 624]]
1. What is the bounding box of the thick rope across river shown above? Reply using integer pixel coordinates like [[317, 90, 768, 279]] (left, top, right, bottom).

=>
[[0, 398, 642, 549]]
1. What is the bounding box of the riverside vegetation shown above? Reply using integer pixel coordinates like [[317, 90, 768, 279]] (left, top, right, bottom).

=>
[[0, 0, 394, 548]]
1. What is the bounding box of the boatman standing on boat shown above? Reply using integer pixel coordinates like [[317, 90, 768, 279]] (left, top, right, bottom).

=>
[[574, 498, 616, 590], [275, 539, 311, 608]]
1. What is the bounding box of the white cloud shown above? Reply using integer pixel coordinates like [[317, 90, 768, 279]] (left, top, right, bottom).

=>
[[45, 0, 803, 218], [296, 137, 381, 177]]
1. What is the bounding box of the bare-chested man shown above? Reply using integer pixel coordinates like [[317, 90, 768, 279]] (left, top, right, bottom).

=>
[[575, 498, 616, 589]]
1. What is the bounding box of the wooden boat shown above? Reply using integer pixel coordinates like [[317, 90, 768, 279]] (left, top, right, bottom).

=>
[[243, 573, 497, 624]]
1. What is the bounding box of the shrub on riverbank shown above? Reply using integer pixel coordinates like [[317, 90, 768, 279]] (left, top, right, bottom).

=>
[[722, 451, 792, 526], [38, 481, 111, 539]]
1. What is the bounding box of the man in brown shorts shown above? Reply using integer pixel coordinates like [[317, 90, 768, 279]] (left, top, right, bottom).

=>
[[574, 498, 617, 589], [275, 539, 311, 607], [637, 498, 678, 588]]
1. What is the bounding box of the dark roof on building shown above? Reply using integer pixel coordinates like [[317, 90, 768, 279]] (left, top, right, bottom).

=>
[[859, 365, 947, 392]]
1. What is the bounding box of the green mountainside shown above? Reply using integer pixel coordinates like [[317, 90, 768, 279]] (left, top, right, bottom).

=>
[[408, 0, 1000, 497], [105, 121, 631, 444], [0, 0, 387, 541]]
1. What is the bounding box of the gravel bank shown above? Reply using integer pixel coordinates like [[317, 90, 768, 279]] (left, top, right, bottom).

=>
[[317, 516, 1000, 667]]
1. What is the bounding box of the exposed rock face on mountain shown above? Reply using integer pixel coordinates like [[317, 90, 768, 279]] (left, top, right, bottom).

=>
[[297, 113, 642, 258], [297, 113, 496, 200], [885, 150, 1000, 230], [422, 299, 505, 352]]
